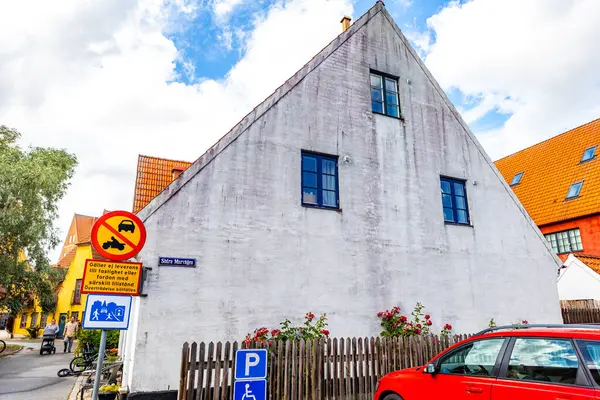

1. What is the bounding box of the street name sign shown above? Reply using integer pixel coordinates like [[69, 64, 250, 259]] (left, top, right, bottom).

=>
[[81, 259, 142, 295], [82, 294, 132, 330], [158, 257, 196, 267], [91, 210, 147, 261]]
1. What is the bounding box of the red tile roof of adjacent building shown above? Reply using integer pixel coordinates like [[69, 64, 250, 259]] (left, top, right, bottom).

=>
[[495, 118, 600, 226], [575, 254, 600, 275], [132, 155, 193, 213]]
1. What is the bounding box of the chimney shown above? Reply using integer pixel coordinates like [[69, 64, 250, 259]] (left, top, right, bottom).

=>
[[172, 168, 183, 180], [341, 16, 351, 32]]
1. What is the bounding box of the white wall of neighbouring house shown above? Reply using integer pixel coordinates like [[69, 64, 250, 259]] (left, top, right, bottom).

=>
[[121, 4, 562, 393], [558, 255, 600, 300]]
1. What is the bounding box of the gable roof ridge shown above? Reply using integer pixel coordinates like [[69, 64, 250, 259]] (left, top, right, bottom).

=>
[[137, 2, 384, 221], [137, 154, 194, 165], [495, 117, 600, 164], [378, 8, 560, 266]]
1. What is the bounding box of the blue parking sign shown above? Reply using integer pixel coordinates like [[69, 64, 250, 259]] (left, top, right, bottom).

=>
[[234, 379, 266, 400], [235, 349, 267, 380]]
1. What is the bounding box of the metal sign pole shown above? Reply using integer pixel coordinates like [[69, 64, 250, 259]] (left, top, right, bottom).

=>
[[91, 329, 108, 400]]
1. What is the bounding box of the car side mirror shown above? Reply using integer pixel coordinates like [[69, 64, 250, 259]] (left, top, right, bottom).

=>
[[424, 363, 437, 374]]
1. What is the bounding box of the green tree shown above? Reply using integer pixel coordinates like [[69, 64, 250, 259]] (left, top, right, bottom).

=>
[[0, 126, 77, 315]]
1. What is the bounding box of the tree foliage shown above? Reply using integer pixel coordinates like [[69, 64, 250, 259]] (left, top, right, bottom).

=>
[[0, 126, 77, 315]]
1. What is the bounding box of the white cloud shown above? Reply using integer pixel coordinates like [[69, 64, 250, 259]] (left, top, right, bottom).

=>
[[0, 0, 353, 261], [213, 0, 245, 18], [418, 0, 600, 159]]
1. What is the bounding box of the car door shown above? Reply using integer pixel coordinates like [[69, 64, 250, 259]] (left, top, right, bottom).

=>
[[492, 337, 596, 400], [424, 337, 507, 399]]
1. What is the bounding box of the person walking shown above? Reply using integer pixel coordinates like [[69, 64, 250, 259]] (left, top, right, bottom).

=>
[[63, 316, 78, 353]]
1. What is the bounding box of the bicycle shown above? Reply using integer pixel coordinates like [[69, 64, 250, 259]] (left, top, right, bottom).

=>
[[69, 344, 114, 373], [0, 340, 5, 354]]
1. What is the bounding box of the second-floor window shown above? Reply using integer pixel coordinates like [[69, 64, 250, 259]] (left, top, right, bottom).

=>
[[545, 228, 583, 254], [73, 279, 82, 304], [440, 177, 470, 225], [370, 72, 400, 118], [301, 152, 339, 209]]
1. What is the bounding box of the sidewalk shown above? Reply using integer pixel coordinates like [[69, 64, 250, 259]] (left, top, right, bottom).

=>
[[2, 339, 42, 350]]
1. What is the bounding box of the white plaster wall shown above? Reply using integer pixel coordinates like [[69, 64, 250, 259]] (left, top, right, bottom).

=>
[[126, 7, 561, 392], [558, 255, 600, 300]]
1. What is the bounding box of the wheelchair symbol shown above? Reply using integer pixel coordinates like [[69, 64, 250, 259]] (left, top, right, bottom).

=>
[[242, 384, 255, 400]]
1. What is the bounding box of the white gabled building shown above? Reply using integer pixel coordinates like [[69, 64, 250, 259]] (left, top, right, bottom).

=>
[[122, 2, 562, 394], [558, 254, 600, 300]]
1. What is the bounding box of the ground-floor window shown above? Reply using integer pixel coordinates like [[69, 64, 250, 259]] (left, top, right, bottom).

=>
[[30, 312, 38, 328], [20, 314, 28, 328], [40, 313, 49, 328], [0, 313, 9, 329]]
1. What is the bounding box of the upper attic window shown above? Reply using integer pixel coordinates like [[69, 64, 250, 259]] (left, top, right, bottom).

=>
[[370, 72, 400, 118], [510, 172, 523, 186], [581, 146, 597, 163], [566, 181, 583, 199]]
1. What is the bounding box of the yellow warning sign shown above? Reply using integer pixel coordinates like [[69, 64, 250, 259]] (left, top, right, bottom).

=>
[[81, 259, 142, 295], [91, 211, 146, 261]]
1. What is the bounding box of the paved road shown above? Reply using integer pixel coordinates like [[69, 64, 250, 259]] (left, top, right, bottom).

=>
[[0, 345, 75, 400]]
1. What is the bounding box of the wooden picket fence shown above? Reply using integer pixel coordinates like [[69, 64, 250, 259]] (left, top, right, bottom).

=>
[[178, 335, 469, 400], [562, 307, 600, 324]]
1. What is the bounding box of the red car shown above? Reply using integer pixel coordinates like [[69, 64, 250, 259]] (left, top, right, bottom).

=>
[[375, 324, 600, 400]]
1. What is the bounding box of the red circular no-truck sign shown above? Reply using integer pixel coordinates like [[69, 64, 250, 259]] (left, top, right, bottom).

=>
[[91, 210, 147, 261]]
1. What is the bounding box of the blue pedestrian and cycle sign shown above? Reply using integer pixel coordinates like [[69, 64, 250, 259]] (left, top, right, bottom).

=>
[[234, 349, 267, 400], [82, 294, 132, 330]]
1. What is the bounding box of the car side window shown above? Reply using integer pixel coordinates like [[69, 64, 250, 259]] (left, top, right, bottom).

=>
[[507, 338, 579, 385], [576, 340, 600, 385], [438, 338, 505, 377]]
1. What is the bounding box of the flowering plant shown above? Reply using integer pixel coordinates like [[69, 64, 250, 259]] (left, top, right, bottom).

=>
[[377, 303, 453, 337], [245, 312, 329, 346]]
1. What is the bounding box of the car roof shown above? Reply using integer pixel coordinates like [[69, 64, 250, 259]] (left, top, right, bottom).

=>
[[475, 325, 600, 340]]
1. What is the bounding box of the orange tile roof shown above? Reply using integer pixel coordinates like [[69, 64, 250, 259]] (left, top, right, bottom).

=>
[[133, 155, 192, 213], [56, 246, 77, 268], [75, 214, 96, 242], [575, 254, 600, 275], [495, 118, 600, 226]]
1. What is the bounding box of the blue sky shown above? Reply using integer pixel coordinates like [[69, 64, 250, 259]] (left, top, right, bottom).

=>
[[167, 0, 510, 135]]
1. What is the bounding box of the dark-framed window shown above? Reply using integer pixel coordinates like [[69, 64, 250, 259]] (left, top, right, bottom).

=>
[[437, 338, 506, 376], [510, 172, 523, 186], [40, 313, 48, 328], [544, 228, 583, 254], [440, 177, 470, 225], [71, 311, 79, 321], [73, 279, 82, 304], [581, 146, 597, 163], [370, 72, 400, 118], [20, 314, 28, 329], [30, 312, 38, 328], [567, 181, 583, 199], [301, 152, 339, 209]]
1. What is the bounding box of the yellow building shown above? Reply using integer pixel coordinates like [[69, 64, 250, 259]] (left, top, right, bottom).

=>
[[12, 214, 105, 337]]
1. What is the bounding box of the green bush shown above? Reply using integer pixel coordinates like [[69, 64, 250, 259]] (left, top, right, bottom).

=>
[[75, 329, 119, 355]]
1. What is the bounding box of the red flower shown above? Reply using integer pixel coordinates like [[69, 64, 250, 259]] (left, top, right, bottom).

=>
[[444, 324, 452, 330], [426, 320, 432, 326], [305, 312, 315, 321], [271, 329, 281, 337], [377, 312, 383, 317], [424, 314, 430, 320], [320, 329, 330, 336], [392, 306, 401, 314], [399, 316, 407, 323], [416, 324, 422, 328], [522, 320, 529, 325], [414, 329, 421, 335]]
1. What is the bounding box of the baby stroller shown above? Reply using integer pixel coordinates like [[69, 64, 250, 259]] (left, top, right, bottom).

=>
[[40, 327, 57, 355]]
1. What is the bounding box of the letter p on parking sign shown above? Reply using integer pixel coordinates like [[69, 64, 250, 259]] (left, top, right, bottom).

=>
[[235, 349, 267, 380]]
